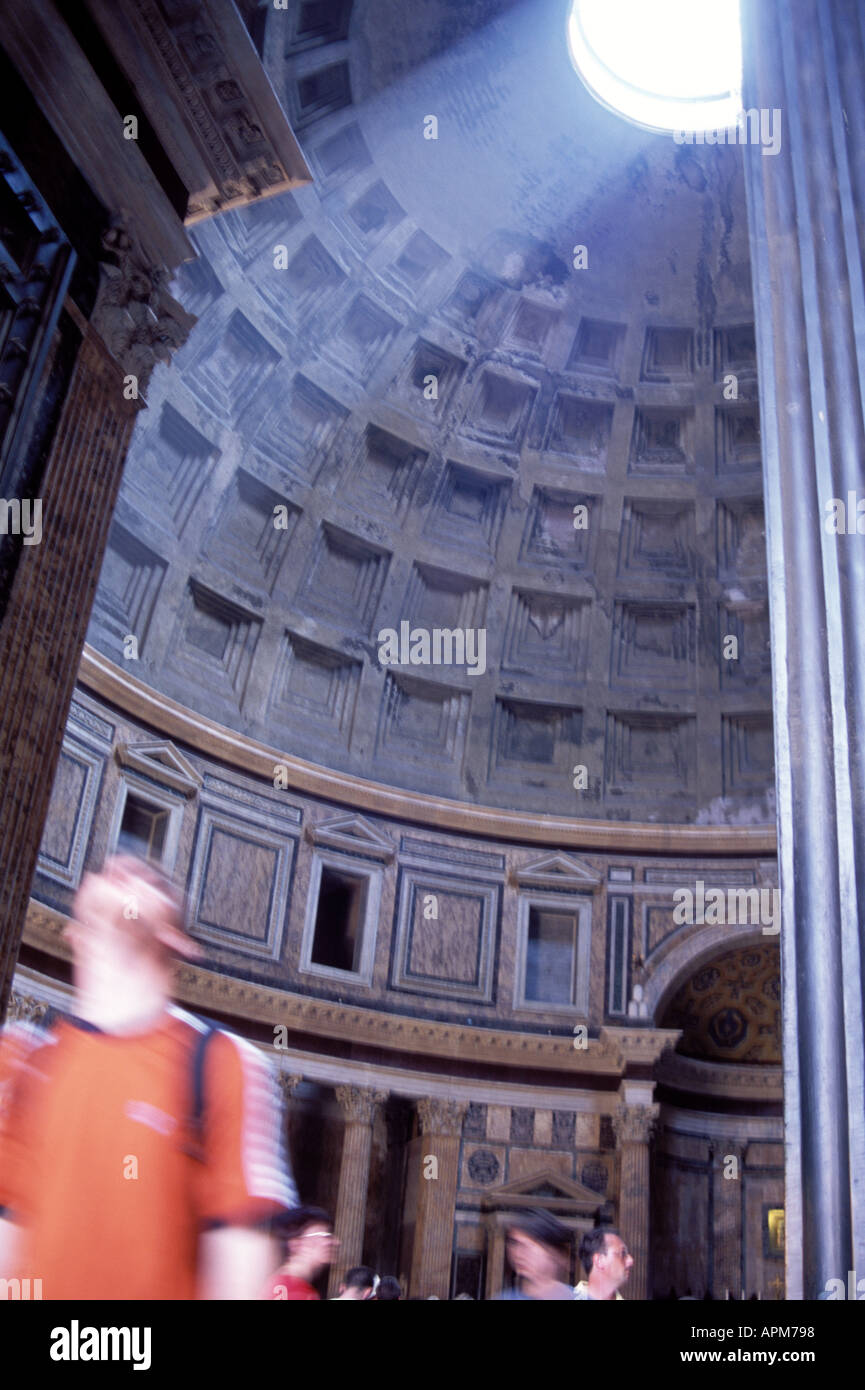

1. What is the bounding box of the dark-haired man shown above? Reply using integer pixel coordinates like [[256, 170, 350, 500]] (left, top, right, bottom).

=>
[[0, 854, 298, 1300], [574, 1227, 633, 1300], [498, 1209, 574, 1299], [265, 1207, 336, 1300], [332, 1265, 376, 1300]]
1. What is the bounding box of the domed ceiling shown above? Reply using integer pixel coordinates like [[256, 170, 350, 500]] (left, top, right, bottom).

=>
[[89, 0, 772, 823], [661, 943, 781, 1064]]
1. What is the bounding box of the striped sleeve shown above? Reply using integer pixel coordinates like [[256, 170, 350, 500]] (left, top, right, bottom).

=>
[[196, 1029, 299, 1228]]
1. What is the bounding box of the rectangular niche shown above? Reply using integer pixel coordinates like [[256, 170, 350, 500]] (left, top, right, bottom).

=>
[[567, 318, 625, 377], [130, 403, 218, 537], [326, 293, 401, 382], [90, 523, 166, 655], [618, 498, 695, 578], [519, 486, 595, 570], [545, 394, 613, 467], [503, 589, 590, 680], [346, 425, 427, 520], [424, 461, 510, 555], [389, 337, 466, 417], [203, 469, 298, 593], [187, 310, 279, 421], [610, 601, 696, 691], [280, 235, 346, 319], [391, 868, 498, 1002], [629, 407, 694, 476], [188, 806, 295, 962], [214, 194, 300, 267], [293, 61, 352, 128], [296, 522, 390, 632], [607, 896, 631, 1017], [604, 711, 696, 798], [505, 300, 557, 356], [640, 327, 695, 382], [287, 0, 353, 50], [107, 776, 184, 874], [168, 580, 262, 708], [722, 712, 775, 792], [310, 121, 373, 182], [300, 850, 383, 984], [269, 630, 362, 745], [441, 271, 500, 333], [489, 698, 582, 785], [463, 369, 537, 448], [714, 324, 757, 382], [716, 404, 762, 473], [391, 229, 450, 290], [514, 894, 592, 1015], [252, 372, 349, 485], [720, 600, 772, 689], [376, 672, 470, 767], [403, 562, 488, 632], [348, 180, 406, 244], [717, 498, 767, 580]]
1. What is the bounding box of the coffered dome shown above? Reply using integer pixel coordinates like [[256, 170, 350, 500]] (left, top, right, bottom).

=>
[[89, 0, 771, 824]]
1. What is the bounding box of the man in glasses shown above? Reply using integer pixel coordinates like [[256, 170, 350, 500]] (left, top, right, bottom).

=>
[[574, 1227, 634, 1300], [265, 1207, 337, 1300]]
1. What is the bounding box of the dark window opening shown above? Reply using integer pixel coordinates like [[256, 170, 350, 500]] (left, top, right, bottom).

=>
[[117, 794, 168, 862], [525, 908, 577, 1005], [311, 867, 367, 972]]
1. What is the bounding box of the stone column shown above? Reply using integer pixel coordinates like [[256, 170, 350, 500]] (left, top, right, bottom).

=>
[[328, 1084, 387, 1296], [0, 222, 193, 1019], [409, 1097, 467, 1300], [612, 1103, 658, 1300], [741, 0, 865, 1297], [712, 1141, 745, 1299]]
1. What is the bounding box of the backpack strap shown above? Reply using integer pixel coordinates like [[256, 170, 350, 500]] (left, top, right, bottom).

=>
[[187, 1019, 219, 1161]]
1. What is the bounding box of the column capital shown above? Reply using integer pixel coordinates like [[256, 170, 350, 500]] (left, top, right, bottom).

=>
[[335, 1084, 388, 1125], [416, 1096, 467, 1138], [612, 1103, 660, 1147], [7, 992, 52, 1026], [91, 219, 195, 392], [276, 1072, 304, 1102]]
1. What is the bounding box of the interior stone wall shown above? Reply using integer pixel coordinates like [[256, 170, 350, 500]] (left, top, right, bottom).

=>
[[32, 686, 777, 1036]]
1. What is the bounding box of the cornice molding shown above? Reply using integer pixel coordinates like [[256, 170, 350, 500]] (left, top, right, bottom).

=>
[[22, 899, 657, 1077], [77, 648, 777, 856]]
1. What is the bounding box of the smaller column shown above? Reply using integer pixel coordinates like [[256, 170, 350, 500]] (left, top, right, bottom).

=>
[[328, 1085, 387, 1296], [409, 1097, 467, 1300], [613, 1103, 659, 1300]]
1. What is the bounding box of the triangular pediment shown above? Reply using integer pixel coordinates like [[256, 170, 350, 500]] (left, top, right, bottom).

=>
[[486, 1167, 605, 1210], [115, 740, 202, 797], [512, 853, 601, 891], [306, 813, 395, 862]]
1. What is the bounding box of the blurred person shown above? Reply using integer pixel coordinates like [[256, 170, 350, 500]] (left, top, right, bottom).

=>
[[264, 1207, 335, 1299], [332, 1265, 376, 1300], [0, 854, 298, 1299], [375, 1275, 402, 1301], [574, 1227, 633, 1300], [498, 1210, 574, 1300]]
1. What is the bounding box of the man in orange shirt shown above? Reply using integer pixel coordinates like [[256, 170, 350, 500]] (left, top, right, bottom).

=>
[[0, 855, 298, 1299]]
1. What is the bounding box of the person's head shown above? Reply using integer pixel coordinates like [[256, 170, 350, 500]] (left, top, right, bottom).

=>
[[579, 1227, 633, 1293], [375, 1275, 402, 1301], [68, 854, 200, 969], [338, 1266, 376, 1299], [281, 1206, 336, 1279], [506, 1210, 572, 1285]]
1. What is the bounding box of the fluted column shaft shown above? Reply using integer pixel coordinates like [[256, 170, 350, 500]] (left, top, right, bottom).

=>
[[613, 1104, 658, 1300], [328, 1085, 386, 1296], [712, 1142, 745, 1298], [409, 1097, 466, 1300]]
